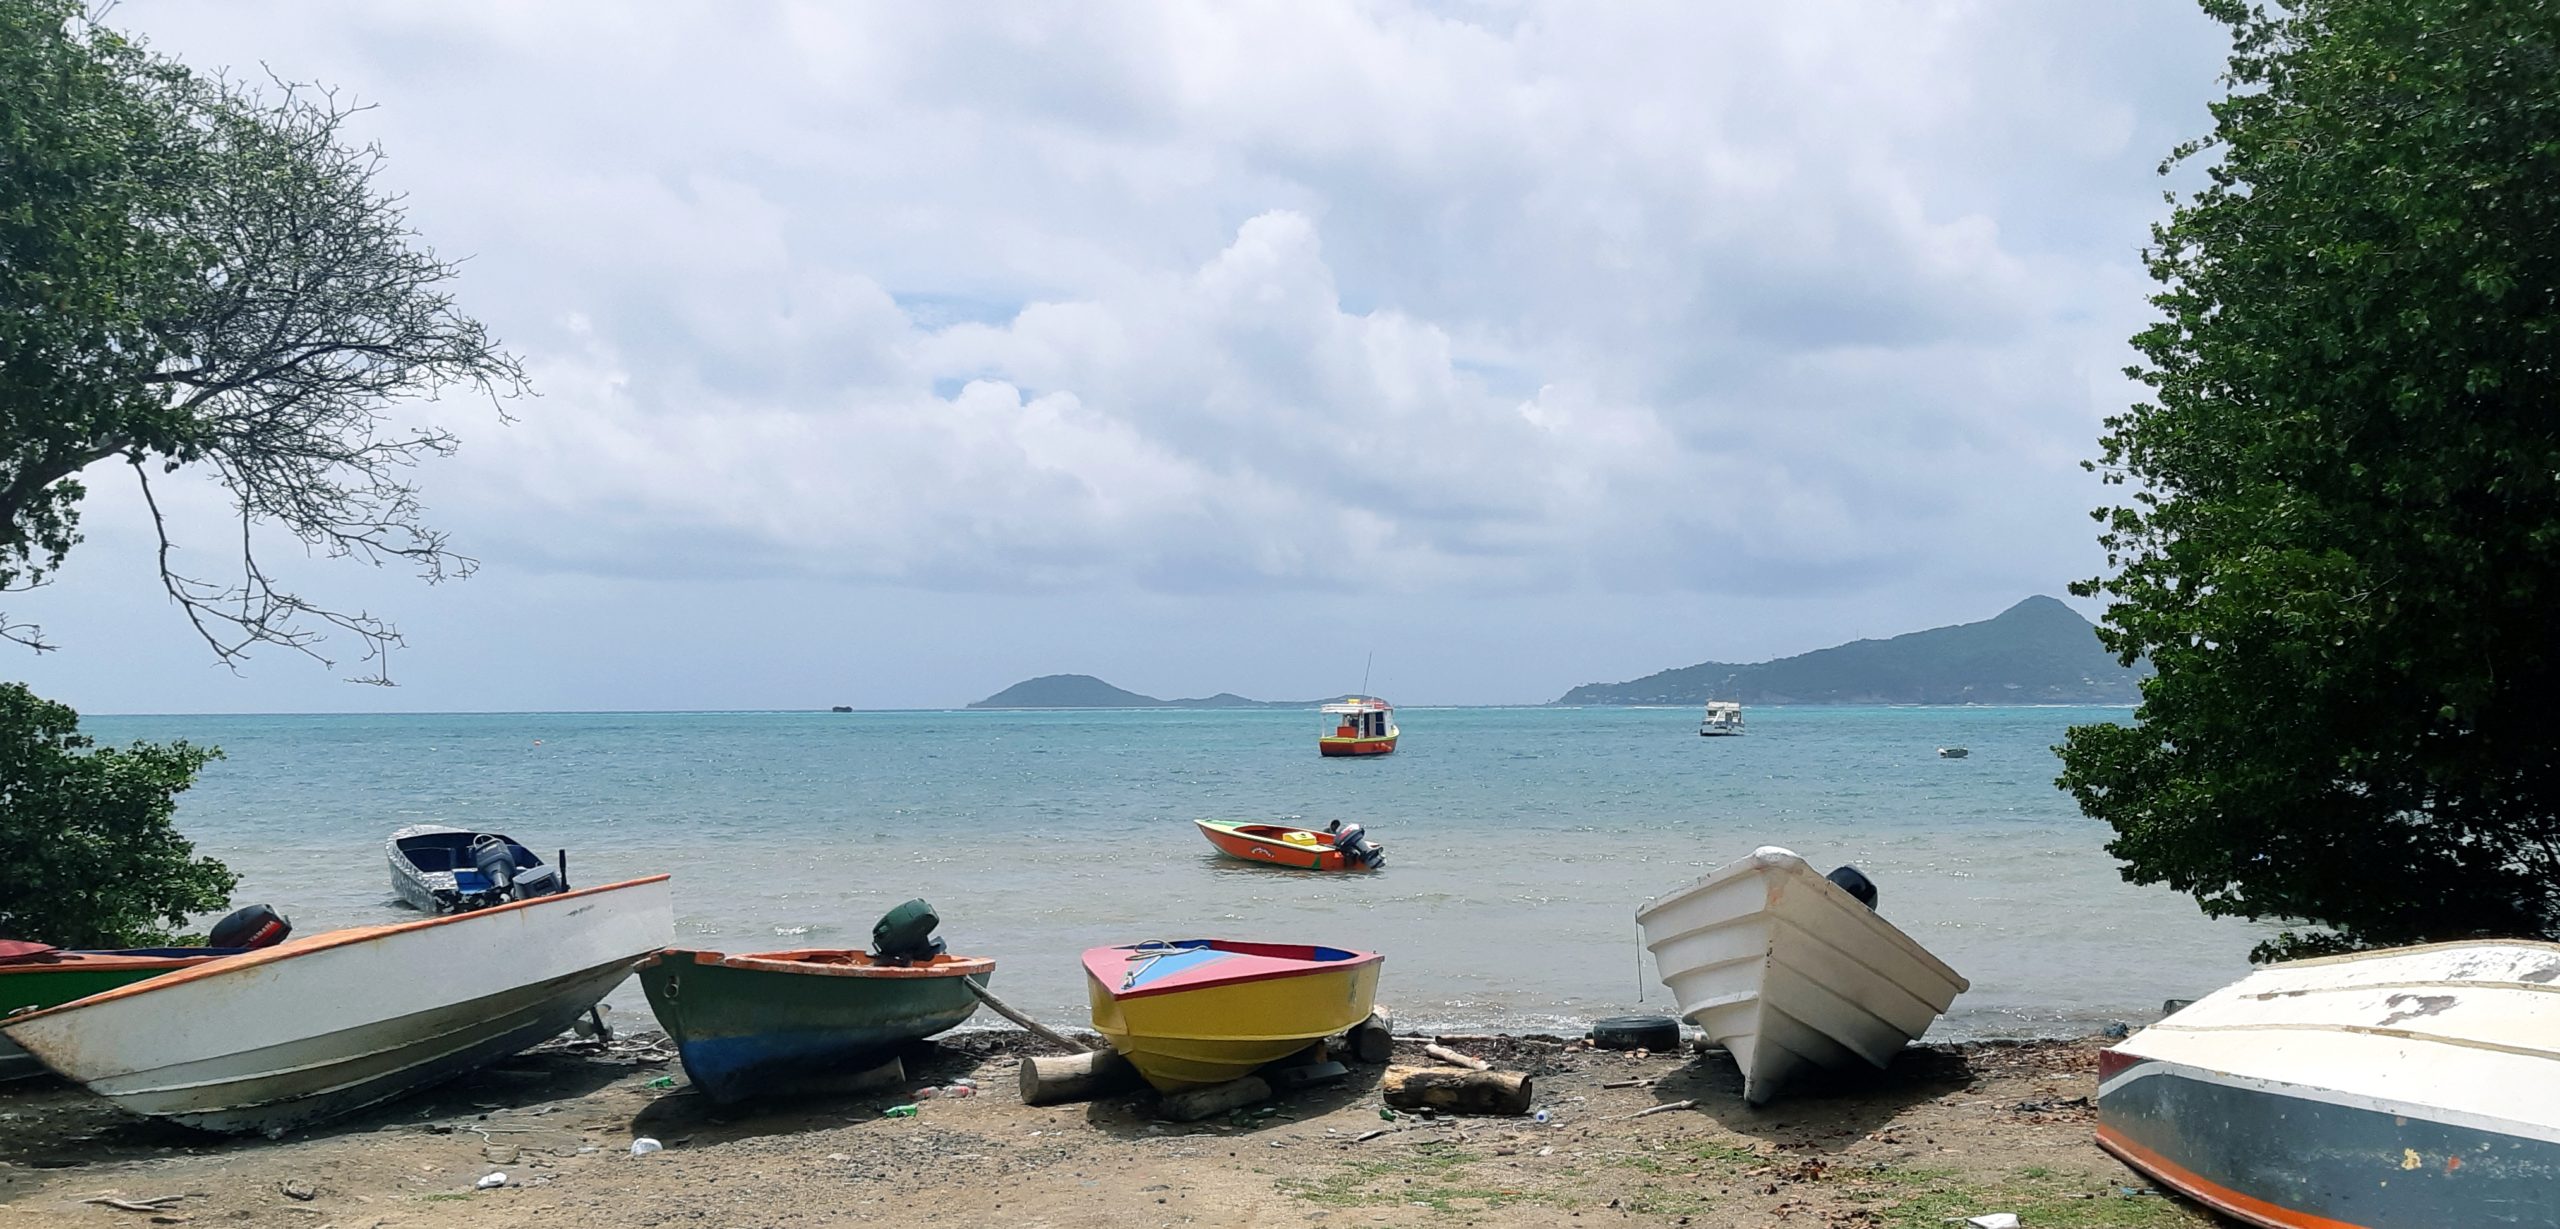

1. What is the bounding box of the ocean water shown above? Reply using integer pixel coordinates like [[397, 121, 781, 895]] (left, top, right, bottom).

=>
[[90, 706, 2268, 1040]]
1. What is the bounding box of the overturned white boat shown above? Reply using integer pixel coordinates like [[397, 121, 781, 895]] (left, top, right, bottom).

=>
[[1636, 846, 1967, 1103], [2099, 941, 2560, 1229], [2, 876, 672, 1135]]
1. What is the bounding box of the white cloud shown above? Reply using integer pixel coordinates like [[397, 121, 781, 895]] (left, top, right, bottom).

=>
[[19, 0, 2230, 704]]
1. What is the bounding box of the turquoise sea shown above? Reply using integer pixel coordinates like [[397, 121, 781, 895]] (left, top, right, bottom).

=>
[[91, 706, 2267, 1040]]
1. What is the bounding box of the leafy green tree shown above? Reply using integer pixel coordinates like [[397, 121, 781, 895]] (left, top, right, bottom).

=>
[[0, 0, 524, 679], [2060, 0, 2560, 959], [0, 684, 231, 947]]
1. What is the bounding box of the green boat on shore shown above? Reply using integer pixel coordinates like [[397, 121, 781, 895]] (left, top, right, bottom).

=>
[[638, 902, 992, 1104]]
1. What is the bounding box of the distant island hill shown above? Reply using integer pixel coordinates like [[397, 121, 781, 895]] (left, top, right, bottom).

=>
[[966, 595, 2146, 709]]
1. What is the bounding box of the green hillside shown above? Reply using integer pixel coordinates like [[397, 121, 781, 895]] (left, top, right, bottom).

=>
[[1556, 596, 2144, 705], [967, 675, 1337, 709]]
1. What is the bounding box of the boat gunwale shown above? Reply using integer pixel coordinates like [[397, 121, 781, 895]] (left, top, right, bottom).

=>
[[2, 875, 672, 1027], [642, 948, 995, 980], [1083, 942, 1383, 1002], [2259, 936, 2560, 970]]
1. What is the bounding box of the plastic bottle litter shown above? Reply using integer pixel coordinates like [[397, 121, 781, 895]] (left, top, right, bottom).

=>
[[629, 1138, 663, 1157], [1378, 1107, 1399, 1121], [882, 1104, 919, 1118], [646, 1076, 677, 1090], [949, 1077, 978, 1089], [1965, 1215, 2020, 1229], [477, 1172, 508, 1189], [1533, 1109, 1551, 1124], [944, 1084, 975, 1098], [915, 1086, 940, 1100]]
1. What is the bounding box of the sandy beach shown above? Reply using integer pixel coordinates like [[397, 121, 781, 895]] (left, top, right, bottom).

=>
[[0, 1029, 2210, 1229]]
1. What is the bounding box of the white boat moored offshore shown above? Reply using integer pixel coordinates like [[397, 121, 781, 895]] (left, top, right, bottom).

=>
[[2, 875, 673, 1135], [2099, 941, 2560, 1229], [1698, 701, 1745, 737], [1936, 746, 1970, 759], [1636, 846, 1967, 1104]]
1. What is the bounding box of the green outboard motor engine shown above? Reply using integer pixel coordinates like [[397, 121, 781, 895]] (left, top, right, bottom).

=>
[[871, 898, 947, 966]]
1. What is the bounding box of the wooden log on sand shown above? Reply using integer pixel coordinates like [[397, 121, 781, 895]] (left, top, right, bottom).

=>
[[1424, 1043, 1490, 1070], [1019, 1049, 1142, 1106], [1348, 1008, 1395, 1064], [1381, 1065, 1534, 1115], [1159, 1076, 1272, 1122]]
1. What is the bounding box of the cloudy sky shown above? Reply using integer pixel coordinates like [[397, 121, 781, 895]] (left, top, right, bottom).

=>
[[16, 2, 2230, 712]]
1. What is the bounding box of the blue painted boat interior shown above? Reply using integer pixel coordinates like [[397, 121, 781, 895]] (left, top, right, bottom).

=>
[[395, 832, 541, 893]]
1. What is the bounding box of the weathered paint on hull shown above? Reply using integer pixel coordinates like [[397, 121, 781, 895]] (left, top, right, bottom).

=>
[[638, 952, 985, 1103], [2098, 1056, 2560, 1228], [1088, 959, 1381, 1091], [0, 957, 226, 1082], [69, 959, 633, 1134], [1317, 736, 1397, 757], [4, 877, 671, 1135]]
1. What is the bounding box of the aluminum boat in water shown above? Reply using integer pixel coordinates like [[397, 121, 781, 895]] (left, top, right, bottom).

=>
[[1636, 846, 1967, 1104], [2098, 940, 2560, 1228], [2, 876, 672, 1134], [387, 824, 565, 913]]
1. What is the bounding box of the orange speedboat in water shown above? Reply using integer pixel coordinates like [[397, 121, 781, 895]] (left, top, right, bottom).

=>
[[1318, 697, 1398, 757], [1194, 819, 1387, 870]]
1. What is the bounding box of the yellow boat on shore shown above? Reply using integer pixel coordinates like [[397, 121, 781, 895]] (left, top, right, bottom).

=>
[[1083, 939, 1383, 1091]]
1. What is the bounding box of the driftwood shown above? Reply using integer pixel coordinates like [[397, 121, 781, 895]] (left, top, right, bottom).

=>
[[1018, 1049, 1140, 1106], [1347, 1008, 1395, 1064], [963, 977, 1090, 1054], [1381, 1064, 1533, 1115], [1611, 1098, 1695, 1121], [1423, 1043, 1489, 1070], [1159, 1076, 1271, 1122]]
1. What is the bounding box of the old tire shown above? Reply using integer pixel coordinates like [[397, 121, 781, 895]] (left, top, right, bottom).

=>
[[1591, 1014, 1680, 1051]]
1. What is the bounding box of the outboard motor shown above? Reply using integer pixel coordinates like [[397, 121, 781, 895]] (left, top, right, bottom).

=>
[[1826, 865, 1879, 911], [871, 898, 947, 966], [1327, 819, 1387, 870], [207, 903, 293, 950], [470, 834, 520, 901]]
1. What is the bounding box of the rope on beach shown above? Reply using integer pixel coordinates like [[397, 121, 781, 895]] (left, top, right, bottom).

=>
[[962, 975, 1094, 1054]]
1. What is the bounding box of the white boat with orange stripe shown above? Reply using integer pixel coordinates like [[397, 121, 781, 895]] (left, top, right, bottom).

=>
[[2, 876, 672, 1135], [2098, 940, 2560, 1229]]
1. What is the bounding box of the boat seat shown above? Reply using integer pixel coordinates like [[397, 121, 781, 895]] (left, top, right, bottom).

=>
[[405, 848, 456, 872]]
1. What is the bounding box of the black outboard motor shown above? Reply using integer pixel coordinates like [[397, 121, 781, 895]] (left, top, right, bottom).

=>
[[1826, 865, 1879, 911], [207, 903, 293, 950], [1326, 819, 1387, 870], [871, 898, 947, 966]]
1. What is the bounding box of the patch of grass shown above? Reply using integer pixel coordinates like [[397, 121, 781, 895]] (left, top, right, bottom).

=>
[[1840, 1163, 2208, 1229], [419, 1193, 474, 1202], [1279, 1148, 1555, 1215]]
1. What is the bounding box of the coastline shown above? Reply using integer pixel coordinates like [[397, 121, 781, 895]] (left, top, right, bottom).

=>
[[0, 1026, 2206, 1229]]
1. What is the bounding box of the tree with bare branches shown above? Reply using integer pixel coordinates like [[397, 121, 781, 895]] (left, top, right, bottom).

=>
[[1, 0, 525, 681]]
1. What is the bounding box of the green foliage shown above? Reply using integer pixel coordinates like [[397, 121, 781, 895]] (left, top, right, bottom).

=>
[[2060, 0, 2560, 957], [0, 683, 232, 947], [0, 0, 524, 676]]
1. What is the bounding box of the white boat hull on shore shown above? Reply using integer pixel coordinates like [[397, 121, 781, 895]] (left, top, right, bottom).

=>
[[2099, 941, 2560, 1228], [3, 877, 672, 1135], [1636, 846, 1967, 1104]]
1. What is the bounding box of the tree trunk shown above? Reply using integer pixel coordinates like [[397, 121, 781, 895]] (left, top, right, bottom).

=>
[[1018, 1048, 1140, 1106], [1381, 1065, 1533, 1115]]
